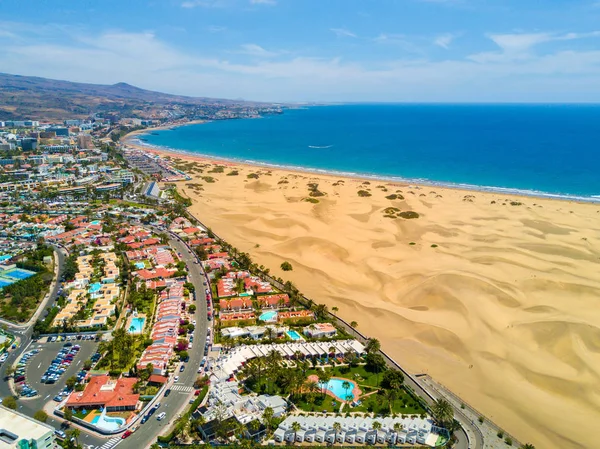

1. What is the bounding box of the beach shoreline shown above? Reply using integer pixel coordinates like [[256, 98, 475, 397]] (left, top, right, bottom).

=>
[[123, 132, 600, 205], [123, 128, 600, 449]]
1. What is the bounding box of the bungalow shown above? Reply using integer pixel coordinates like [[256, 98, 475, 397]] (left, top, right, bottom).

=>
[[66, 375, 139, 412], [304, 323, 337, 339], [219, 297, 253, 311], [244, 276, 272, 294], [258, 294, 289, 309]]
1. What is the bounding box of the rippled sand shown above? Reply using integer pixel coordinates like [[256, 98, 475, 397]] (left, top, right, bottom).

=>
[[163, 152, 600, 449]]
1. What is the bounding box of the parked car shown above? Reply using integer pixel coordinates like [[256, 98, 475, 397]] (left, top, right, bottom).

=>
[[164, 389, 171, 397], [156, 412, 166, 421]]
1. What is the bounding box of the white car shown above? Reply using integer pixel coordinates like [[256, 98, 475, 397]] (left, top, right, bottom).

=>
[[157, 412, 166, 421], [188, 343, 193, 349], [174, 376, 180, 383], [192, 320, 196, 326]]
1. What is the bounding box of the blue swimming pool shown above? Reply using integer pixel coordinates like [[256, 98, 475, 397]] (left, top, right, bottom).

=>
[[0, 280, 10, 288], [319, 378, 356, 401], [91, 413, 125, 431], [128, 317, 145, 334], [259, 311, 278, 322], [88, 282, 102, 293], [135, 262, 146, 269], [90, 220, 101, 225], [287, 330, 303, 340]]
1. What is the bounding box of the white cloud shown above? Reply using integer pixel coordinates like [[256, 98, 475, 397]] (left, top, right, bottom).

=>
[[434, 33, 456, 49], [330, 28, 357, 38], [181, 0, 228, 8], [207, 25, 227, 33], [2, 24, 600, 102], [489, 31, 600, 53], [238, 43, 280, 58]]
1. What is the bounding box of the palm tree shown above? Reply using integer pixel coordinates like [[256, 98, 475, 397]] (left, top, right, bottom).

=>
[[342, 380, 351, 402], [393, 422, 404, 444], [67, 428, 80, 447], [291, 421, 301, 443], [431, 398, 454, 427], [317, 370, 332, 397], [372, 420, 382, 441], [384, 388, 398, 415], [333, 421, 342, 443], [365, 338, 381, 354], [350, 320, 358, 329], [305, 379, 320, 400], [519, 444, 536, 449], [332, 306, 339, 314], [263, 407, 274, 431]]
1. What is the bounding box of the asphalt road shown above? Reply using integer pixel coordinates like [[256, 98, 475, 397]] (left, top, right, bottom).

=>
[[114, 230, 209, 448]]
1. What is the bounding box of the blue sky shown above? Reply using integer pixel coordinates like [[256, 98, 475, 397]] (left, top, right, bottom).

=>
[[1, 0, 600, 102]]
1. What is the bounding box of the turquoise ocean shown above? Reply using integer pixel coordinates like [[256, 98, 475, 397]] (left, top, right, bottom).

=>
[[138, 104, 600, 201]]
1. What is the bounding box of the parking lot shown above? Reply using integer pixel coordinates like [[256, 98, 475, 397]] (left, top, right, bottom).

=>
[[21, 340, 98, 404]]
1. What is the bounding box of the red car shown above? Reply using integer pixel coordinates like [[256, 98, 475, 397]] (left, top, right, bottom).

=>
[[121, 430, 132, 439]]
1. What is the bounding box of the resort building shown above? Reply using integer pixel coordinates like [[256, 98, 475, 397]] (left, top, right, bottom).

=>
[[196, 380, 286, 441], [221, 325, 289, 341], [303, 323, 337, 339], [66, 375, 140, 412], [219, 297, 253, 311], [257, 293, 289, 309], [0, 406, 57, 449], [274, 415, 443, 446], [210, 340, 365, 382]]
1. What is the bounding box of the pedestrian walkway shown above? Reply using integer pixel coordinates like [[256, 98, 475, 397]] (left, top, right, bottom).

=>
[[171, 384, 194, 392], [98, 437, 121, 449]]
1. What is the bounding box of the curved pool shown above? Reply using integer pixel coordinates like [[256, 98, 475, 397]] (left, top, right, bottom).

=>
[[259, 311, 278, 322], [91, 413, 125, 431], [319, 378, 356, 401]]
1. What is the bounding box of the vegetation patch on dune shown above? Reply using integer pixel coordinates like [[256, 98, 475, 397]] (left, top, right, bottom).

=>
[[201, 176, 216, 183], [226, 170, 239, 176], [247, 173, 259, 179], [303, 197, 320, 204], [357, 190, 372, 197], [208, 165, 225, 173], [385, 194, 405, 200], [307, 183, 325, 197], [398, 211, 420, 219]]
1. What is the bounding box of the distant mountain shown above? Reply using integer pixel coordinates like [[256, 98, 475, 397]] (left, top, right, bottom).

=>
[[0, 73, 261, 121]]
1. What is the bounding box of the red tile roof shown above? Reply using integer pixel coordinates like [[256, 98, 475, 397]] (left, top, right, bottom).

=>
[[66, 375, 139, 409]]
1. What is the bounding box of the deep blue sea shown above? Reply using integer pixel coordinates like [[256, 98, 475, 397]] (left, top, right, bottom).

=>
[[139, 104, 600, 200]]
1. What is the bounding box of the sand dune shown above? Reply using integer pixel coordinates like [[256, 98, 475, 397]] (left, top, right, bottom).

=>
[[161, 152, 600, 449]]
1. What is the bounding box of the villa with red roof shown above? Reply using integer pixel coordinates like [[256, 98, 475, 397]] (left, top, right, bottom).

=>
[[134, 267, 177, 281], [219, 297, 253, 311], [258, 294, 290, 309], [66, 375, 139, 411], [245, 276, 273, 293]]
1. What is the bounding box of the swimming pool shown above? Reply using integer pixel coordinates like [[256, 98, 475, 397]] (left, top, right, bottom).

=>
[[88, 282, 102, 293], [135, 262, 146, 270], [91, 413, 125, 431], [128, 317, 145, 334], [319, 378, 356, 401], [287, 330, 303, 340], [259, 311, 278, 322], [90, 220, 101, 225]]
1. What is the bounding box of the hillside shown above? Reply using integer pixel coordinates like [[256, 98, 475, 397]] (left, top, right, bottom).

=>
[[0, 73, 261, 121]]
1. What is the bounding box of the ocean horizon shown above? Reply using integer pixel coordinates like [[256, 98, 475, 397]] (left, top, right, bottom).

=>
[[136, 104, 600, 201]]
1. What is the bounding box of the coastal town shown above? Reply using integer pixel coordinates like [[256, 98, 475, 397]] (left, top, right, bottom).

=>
[[0, 116, 535, 449]]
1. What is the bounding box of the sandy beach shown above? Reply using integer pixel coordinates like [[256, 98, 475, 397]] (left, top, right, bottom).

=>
[[127, 138, 600, 449]]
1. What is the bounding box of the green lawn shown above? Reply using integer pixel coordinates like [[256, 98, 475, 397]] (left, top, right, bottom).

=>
[[294, 393, 342, 413]]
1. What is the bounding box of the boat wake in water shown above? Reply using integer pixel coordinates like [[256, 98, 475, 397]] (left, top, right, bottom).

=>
[[308, 145, 333, 149]]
